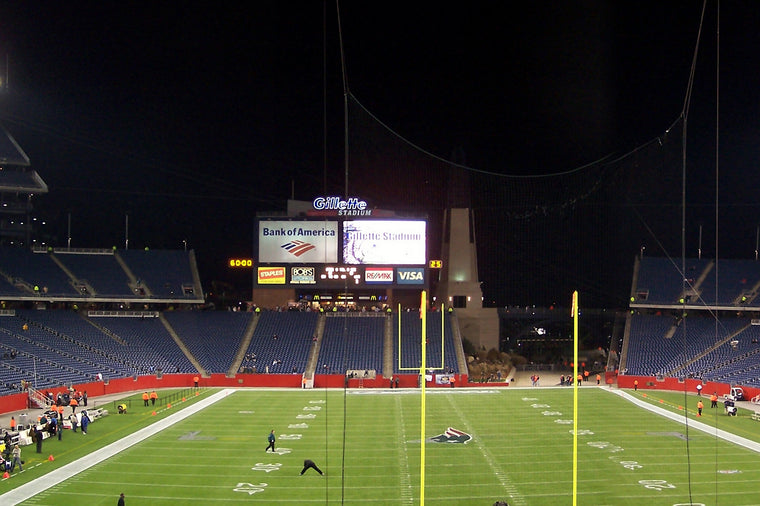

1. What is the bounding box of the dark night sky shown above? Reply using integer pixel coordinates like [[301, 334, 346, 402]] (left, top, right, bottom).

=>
[[1, 2, 759, 306]]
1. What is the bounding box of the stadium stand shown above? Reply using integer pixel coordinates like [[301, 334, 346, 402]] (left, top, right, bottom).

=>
[[393, 312, 458, 375], [163, 311, 253, 374], [317, 314, 385, 374], [241, 311, 318, 375], [0, 247, 204, 302], [624, 257, 760, 386], [0, 248, 80, 296]]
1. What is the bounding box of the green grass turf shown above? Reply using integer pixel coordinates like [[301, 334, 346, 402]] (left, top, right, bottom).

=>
[[4, 386, 760, 505]]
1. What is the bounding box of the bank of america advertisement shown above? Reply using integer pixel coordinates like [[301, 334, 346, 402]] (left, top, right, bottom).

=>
[[343, 220, 426, 265], [258, 221, 339, 263]]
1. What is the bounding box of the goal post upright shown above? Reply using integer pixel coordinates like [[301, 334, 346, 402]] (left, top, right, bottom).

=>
[[420, 290, 427, 506]]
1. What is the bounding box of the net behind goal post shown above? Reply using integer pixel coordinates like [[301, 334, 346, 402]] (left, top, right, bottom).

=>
[[396, 302, 446, 372]]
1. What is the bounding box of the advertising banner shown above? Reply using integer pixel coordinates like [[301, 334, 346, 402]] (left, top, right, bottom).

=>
[[257, 266, 286, 284], [258, 221, 338, 263], [397, 267, 425, 284]]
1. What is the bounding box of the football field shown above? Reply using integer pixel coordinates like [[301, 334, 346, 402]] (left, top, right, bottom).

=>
[[2, 386, 760, 505]]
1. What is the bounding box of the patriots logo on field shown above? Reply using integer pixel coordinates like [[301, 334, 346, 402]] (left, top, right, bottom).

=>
[[428, 427, 471, 444]]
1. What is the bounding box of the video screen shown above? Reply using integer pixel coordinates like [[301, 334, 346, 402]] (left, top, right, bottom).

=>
[[342, 220, 426, 265]]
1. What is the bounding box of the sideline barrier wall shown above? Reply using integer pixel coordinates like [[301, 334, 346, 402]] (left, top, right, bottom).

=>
[[616, 375, 760, 400], [0, 373, 487, 416]]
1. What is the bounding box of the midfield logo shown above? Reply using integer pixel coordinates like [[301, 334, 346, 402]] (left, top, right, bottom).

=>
[[428, 427, 472, 444], [281, 240, 316, 257]]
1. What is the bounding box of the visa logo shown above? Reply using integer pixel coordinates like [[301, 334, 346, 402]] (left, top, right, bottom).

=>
[[398, 271, 423, 281]]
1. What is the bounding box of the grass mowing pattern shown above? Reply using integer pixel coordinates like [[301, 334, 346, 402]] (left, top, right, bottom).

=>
[[4, 387, 760, 505]]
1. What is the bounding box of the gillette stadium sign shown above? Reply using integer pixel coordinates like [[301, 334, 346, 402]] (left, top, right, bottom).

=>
[[313, 196, 372, 216]]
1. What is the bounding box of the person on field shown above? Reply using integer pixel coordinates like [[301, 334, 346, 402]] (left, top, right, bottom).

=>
[[81, 411, 90, 434], [150, 391, 158, 406], [710, 392, 718, 408], [265, 430, 276, 452], [10, 444, 22, 472], [300, 459, 324, 475], [33, 426, 43, 453], [697, 400, 704, 417], [142, 392, 149, 407]]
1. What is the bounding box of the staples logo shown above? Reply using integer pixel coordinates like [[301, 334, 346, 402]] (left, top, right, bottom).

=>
[[258, 267, 286, 284], [397, 268, 424, 284]]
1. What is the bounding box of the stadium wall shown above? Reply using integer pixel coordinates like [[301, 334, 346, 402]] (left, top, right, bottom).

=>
[[0, 373, 476, 415], [616, 375, 760, 399]]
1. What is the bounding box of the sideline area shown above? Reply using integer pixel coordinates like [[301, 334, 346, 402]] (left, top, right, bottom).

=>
[[611, 388, 760, 453], [0, 389, 235, 506]]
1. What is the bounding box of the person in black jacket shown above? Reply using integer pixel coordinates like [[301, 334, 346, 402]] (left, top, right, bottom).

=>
[[34, 427, 43, 453], [300, 459, 324, 475]]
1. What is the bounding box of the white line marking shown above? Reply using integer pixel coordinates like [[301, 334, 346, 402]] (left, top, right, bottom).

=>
[[0, 389, 235, 506]]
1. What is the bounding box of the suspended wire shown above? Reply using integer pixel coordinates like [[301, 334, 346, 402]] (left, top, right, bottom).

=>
[[712, 1, 721, 502], [0, 113, 246, 196], [350, 93, 635, 179], [678, 1, 708, 505], [335, 1, 350, 503]]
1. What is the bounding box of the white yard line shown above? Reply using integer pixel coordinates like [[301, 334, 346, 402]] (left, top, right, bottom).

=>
[[445, 395, 526, 506], [394, 396, 414, 505], [0, 389, 236, 506], [609, 388, 760, 452]]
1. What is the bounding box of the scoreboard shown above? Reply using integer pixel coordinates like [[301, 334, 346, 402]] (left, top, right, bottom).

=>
[[255, 218, 427, 289]]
